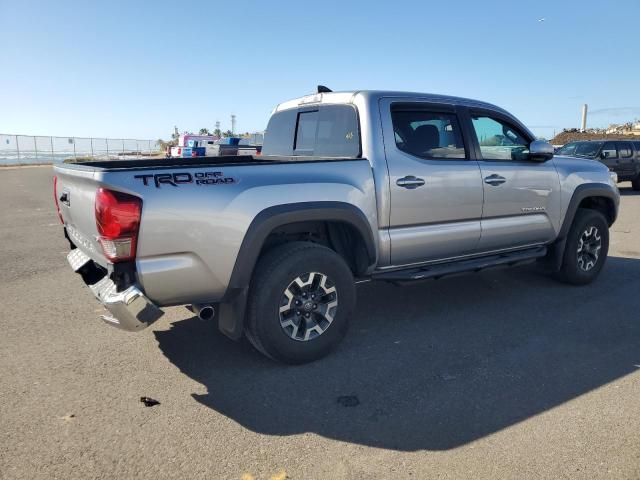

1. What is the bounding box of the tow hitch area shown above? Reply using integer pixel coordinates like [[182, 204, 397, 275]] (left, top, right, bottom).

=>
[[67, 249, 164, 331]]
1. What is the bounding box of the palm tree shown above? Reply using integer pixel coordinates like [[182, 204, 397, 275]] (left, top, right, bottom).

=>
[[199, 128, 210, 135]]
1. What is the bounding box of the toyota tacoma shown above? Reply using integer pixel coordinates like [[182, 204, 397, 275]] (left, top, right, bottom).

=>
[[53, 88, 620, 363]]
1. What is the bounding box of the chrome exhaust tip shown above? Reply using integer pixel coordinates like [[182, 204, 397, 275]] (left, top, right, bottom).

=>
[[191, 304, 215, 321]]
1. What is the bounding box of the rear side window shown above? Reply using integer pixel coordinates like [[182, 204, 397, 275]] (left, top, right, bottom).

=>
[[617, 142, 632, 158], [391, 109, 466, 159], [262, 105, 360, 157]]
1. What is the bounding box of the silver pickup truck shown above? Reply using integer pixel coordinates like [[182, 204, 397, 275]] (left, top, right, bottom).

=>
[[54, 88, 620, 363]]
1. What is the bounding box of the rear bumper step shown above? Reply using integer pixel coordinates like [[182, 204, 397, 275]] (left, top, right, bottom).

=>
[[373, 246, 547, 282], [67, 249, 163, 331]]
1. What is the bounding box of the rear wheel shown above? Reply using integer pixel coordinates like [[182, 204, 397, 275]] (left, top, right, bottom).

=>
[[245, 242, 355, 364], [555, 208, 609, 285]]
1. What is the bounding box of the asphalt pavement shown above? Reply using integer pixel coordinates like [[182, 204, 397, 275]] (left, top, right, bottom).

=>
[[1, 166, 639, 479]]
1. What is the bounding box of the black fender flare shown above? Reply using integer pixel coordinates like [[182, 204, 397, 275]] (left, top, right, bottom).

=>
[[217, 201, 376, 339], [547, 183, 619, 271]]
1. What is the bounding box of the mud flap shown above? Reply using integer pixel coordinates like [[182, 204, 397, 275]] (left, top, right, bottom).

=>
[[217, 288, 248, 340]]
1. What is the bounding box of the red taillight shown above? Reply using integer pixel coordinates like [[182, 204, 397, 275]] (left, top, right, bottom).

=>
[[53, 175, 63, 224], [95, 188, 142, 262]]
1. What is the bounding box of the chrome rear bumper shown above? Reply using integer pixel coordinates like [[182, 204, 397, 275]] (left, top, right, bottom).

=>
[[67, 249, 163, 331]]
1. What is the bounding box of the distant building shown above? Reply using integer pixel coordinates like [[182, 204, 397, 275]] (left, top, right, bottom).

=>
[[605, 122, 640, 136]]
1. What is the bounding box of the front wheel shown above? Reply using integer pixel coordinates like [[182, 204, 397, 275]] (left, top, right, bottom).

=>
[[555, 208, 609, 285], [245, 242, 355, 364]]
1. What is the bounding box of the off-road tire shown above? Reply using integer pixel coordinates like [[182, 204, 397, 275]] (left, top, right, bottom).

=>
[[245, 242, 355, 364], [555, 208, 609, 285]]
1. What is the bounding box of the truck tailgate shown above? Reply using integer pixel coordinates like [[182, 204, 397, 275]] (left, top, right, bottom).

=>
[[53, 166, 108, 266]]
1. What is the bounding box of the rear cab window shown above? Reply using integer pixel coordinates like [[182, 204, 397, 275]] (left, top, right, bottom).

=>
[[262, 104, 361, 157]]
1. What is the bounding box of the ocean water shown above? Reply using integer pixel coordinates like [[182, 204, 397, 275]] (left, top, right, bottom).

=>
[[0, 152, 75, 165], [0, 151, 157, 165]]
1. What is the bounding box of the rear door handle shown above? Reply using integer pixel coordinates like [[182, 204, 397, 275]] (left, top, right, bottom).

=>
[[397, 176, 425, 189], [484, 174, 506, 186]]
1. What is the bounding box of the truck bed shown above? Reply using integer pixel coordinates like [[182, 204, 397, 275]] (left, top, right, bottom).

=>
[[63, 155, 359, 171]]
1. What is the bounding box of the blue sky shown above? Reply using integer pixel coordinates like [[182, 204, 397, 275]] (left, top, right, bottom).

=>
[[1, 0, 638, 140]]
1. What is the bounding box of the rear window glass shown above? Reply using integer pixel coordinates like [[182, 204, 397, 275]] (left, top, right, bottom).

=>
[[314, 106, 360, 157], [294, 111, 318, 152], [262, 105, 360, 157], [261, 109, 297, 156]]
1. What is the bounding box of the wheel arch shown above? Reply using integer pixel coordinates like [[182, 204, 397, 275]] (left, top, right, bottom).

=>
[[559, 183, 619, 239], [217, 202, 376, 339], [547, 183, 619, 272]]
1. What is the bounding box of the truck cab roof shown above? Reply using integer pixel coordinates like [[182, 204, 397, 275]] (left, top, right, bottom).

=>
[[274, 90, 509, 116]]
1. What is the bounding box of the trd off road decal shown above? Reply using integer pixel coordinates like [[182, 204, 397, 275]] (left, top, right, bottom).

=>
[[134, 171, 237, 188]]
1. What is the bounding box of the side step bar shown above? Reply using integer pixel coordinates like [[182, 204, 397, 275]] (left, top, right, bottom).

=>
[[373, 246, 547, 282]]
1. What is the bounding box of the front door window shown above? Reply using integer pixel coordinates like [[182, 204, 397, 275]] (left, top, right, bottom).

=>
[[471, 115, 529, 161]]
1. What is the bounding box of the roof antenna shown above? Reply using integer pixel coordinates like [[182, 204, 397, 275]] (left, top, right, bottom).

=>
[[317, 85, 332, 93]]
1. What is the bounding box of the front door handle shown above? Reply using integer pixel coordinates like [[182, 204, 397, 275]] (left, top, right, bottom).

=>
[[484, 174, 506, 186], [397, 176, 425, 189]]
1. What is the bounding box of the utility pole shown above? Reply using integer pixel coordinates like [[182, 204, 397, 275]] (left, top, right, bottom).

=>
[[231, 115, 236, 135]]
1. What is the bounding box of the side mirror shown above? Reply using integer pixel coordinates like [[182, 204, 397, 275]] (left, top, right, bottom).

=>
[[529, 140, 554, 162], [600, 151, 608, 159]]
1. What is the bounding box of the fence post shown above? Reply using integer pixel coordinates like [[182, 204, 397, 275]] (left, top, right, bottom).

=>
[[122, 139, 125, 158], [72, 137, 76, 159], [106, 139, 109, 159], [34, 136, 38, 161], [15, 135, 20, 161], [90, 138, 94, 159]]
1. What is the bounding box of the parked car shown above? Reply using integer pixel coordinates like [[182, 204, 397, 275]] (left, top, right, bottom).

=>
[[556, 140, 640, 190], [53, 88, 619, 364]]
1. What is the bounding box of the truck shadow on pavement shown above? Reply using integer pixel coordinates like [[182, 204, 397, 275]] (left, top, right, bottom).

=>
[[155, 256, 640, 451]]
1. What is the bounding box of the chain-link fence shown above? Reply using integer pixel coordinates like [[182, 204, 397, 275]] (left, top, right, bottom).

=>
[[0, 134, 162, 165]]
